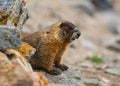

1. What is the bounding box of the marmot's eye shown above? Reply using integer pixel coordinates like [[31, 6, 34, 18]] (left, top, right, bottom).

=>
[[69, 27, 74, 30]]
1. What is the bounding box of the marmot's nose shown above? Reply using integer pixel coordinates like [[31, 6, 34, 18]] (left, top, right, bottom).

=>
[[75, 29, 81, 38], [77, 32, 81, 38]]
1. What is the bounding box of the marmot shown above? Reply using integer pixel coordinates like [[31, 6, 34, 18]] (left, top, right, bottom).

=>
[[22, 21, 81, 75]]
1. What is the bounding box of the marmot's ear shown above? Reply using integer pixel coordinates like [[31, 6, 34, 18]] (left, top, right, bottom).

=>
[[59, 22, 67, 29]]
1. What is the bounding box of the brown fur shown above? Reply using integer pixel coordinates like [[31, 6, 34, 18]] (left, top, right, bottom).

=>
[[22, 21, 81, 75]]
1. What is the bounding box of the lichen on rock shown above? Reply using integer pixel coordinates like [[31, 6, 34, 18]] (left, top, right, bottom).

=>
[[4, 42, 36, 72]]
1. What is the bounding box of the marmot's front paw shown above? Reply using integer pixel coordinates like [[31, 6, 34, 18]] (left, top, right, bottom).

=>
[[48, 69, 61, 75], [56, 64, 69, 71]]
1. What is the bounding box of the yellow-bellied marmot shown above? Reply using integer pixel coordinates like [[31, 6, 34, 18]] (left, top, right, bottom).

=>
[[22, 21, 81, 75]]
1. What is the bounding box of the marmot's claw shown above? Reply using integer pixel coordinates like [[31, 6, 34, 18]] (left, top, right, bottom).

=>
[[49, 69, 61, 75], [56, 64, 69, 71]]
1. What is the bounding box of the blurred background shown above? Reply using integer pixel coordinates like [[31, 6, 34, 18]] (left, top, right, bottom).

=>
[[22, 0, 120, 85]]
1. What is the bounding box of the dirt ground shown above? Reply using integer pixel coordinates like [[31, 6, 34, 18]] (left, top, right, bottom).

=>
[[22, 0, 120, 86]]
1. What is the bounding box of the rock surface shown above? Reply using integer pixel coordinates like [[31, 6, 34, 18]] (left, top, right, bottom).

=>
[[84, 78, 99, 86], [91, 0, 112, 10], [0, 51, 50, 86], [104, 37, 120, 51], [37, 67, 85, 86], [107, 19, 120, 34], [80, 39, 98, 51], [105, 67, 120, 76], [0, 27, 21, 49], [0, 52, 33, 86]]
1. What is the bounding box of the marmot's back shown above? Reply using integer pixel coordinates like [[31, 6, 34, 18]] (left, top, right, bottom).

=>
[[22, 31, 44, 48]]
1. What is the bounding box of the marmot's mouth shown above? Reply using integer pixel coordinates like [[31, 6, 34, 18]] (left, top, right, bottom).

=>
[[70, 30, 81, 41]]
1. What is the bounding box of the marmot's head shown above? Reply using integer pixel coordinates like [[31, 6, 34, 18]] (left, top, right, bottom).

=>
[[48, 21, 81, 42]]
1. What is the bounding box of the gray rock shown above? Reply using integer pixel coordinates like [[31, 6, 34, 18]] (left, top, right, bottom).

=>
[[107, 20, 120, 34], [104, 37, 120, 51], [37, 67, 85, 86], [115, 63, 120, 68], [73, 4, 95, 16], [113, 58, 120, 68], [105, 67, 120, 76], [0, 26, 21, 49], [99, 81, 109, 86], [51, 11, 62, 20], [102, 57, 113, 64], [91, 0, 113, 11], [84, 78, 99, 86], [80, 61, 94, 68], [70, 44, 76, 48], [80, 39, 98, 51], [72, 0, 95, 16]]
